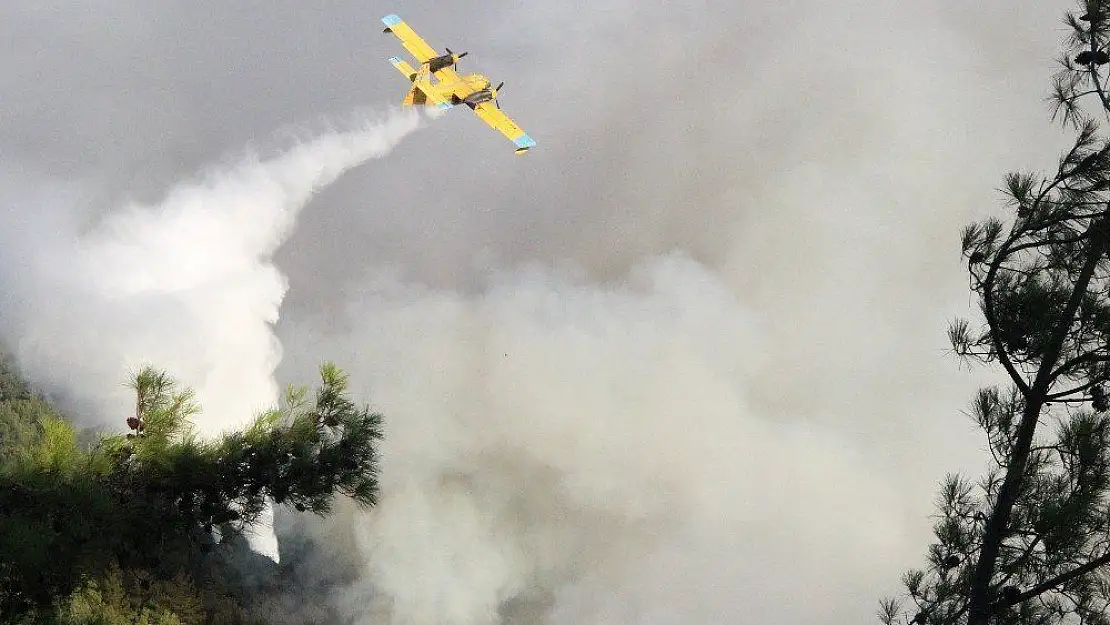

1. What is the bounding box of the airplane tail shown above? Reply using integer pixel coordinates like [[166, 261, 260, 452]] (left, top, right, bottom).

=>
[[390, 56, 427, 105], [404, 85, 428, 106], [390, 57, 452, 109]]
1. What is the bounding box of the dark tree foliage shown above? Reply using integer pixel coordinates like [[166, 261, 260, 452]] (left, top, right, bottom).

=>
[[0, 362, 383, 622], [882, 2, 1110, 624]]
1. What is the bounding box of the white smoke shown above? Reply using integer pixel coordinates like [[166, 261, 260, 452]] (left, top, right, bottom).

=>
[[0, 107, 424, 559], [276, 254, 914, 624]]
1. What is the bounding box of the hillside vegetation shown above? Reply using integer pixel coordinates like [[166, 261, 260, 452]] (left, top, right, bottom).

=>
[[0, 354, 383, 625]]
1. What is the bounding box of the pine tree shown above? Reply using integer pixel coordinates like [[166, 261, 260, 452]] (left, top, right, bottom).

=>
[[0, 362, 383, 621], [882, 2, 1110, 623], [0, 352, 62, 468]]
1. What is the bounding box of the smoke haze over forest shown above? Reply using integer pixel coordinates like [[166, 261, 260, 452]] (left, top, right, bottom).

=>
[[0, 1, 1082, 622]]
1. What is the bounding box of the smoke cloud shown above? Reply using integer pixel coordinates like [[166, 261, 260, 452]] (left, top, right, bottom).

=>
[[272, 254, 912, 624], [0, 0, 1080, 623], [0, 107, 421, 430], [0, 107, 423, 558]]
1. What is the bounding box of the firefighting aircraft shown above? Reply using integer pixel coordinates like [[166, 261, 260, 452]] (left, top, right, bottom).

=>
[[381, 14, 536, 154]]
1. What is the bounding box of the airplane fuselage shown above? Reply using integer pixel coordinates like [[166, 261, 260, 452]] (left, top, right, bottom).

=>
[[399, 67, 493, 109], [436, 73, 494, 105]]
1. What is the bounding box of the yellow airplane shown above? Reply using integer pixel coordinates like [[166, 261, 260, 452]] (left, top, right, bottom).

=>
[[381, 14, 536, 154]]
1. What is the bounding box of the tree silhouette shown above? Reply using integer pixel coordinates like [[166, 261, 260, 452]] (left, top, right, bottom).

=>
[[883, 2, 1110, 623]]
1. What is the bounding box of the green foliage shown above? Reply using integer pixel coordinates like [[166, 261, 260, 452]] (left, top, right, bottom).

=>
[[4, 561, 259, 625], [0, 362, 383, 623], [0, 353, 59, 469], [55, 566, 201, 625]]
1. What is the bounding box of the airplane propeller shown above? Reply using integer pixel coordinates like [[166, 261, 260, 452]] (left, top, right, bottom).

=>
[[445, 47, 468, 67], [493, 82, 505, 108]]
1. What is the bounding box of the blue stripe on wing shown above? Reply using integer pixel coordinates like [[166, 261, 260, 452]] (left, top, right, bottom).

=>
[[513, 133, 536, 149]]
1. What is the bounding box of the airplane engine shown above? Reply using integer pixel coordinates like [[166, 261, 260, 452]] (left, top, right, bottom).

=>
[[427, 55, 453, 72], [427, 48, 468, 73], [462, 91, 491, 106]]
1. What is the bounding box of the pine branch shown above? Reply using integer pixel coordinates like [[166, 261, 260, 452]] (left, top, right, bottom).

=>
[[999, 549, 1110, 608], [969, 228, 1109, 624]]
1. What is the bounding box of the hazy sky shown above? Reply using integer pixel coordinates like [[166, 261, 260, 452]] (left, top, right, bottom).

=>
[[0, 1, 1087, 623]]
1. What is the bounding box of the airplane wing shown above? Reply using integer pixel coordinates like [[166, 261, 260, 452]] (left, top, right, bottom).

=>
[[381, 14, 438, 63], [471, 101, 536, 153], [382, 15, 463, 87]]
